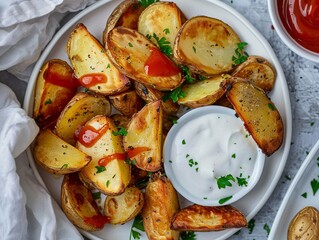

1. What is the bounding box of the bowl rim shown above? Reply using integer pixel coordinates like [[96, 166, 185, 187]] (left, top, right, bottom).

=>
[[267, 0, 319, 63], [163, 105, 266, 206]]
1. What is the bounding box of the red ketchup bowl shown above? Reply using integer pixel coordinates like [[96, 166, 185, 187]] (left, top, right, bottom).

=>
[[268, 0, 319, 62]]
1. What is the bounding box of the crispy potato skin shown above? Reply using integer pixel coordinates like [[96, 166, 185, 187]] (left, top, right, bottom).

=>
[[61, 173, 110, 231], [171, 204, 247, 231], [174, 16, 241, 75], [55, 92, 111, 145], [103, 186, 144, 224], [142, 175, 180, 240], [231, 56, 276, 92], [33, 59, 77, 128], [123, 101, 163, 172], [33, 129, 91, 174], [109, 90, 144, 117], [288, 206, 319, 240], [225, 79, 284, 156], [106, 27, 183, 91]]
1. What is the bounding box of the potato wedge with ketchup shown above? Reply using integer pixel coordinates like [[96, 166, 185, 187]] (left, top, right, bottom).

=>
[[61, 173, 110, 231], [77, 115, 131, 196], [33, 59, 78, 128]]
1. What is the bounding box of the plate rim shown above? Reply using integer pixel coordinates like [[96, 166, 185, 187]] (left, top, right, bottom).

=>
[[23, 0, 292, 239]]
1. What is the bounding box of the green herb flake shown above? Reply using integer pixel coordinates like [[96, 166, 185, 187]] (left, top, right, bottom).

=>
[[60, 163, 68, 169], [301, 192, 307, 198], [237, 177, 248, 187], [128, 42, 133, 47], [311, 122, 315, 126], [197, 75, 207, 81], [180, 65, 195, 83], [152, 33, 173, 56], [163, 28, 170, 35], [216, 174, 235, 189], [186, 154, 190, 158], [92, 192, 101, 200], [162, 86, 186, 103], [106, 180, 110, 187], [169, 160, 172, 163], [95, 166, 106, 174], [232, 153, 236, 158], [107, 63, 110, 68], [248, 218, 255, 234], [285, 175, 291, 181], [268, 103, 276, 110], [172, 119, 178, 124], [232, 42, 249, 66], [219, 195, 232, 204], [45, 99, 52, 105], [129, 215, 145, 240], [311, 178, 319, 195], [263, 224, 270, 236], [182, 139, 186, 145], [112, 127, 128, 136], [192, 46, 196, 53], [180, 231, 196, 240]]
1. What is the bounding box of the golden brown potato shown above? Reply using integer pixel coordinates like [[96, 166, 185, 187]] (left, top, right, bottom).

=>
[[138, 1, 186, 51], [109, 90, 144, 116], [61, 173, 110, 231], [103, 0, 145, 44], [106, 27, 183, 91], [142, 174, 180, 240], [67, 23, 130, 95], [177, 74, 230, 108], [174, 16, 241, 75], [225, 80, 284, 156], [77, 115, 131, 195], [33, 59, 77, 128], [33, 129, 91, 174], [171, 204, 247, 231], [55, 92, 111, 145], [134, 81, 179, 115], [111, 114, 131, 128], [288, 206, 319, 240], [231, 56, 276, 92], [103, 186, 144, 224], [123, 101, 163, 172]]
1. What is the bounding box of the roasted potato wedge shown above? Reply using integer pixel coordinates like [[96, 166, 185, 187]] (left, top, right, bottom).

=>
[[55, 92, 111, 145], [33, 59, 77, 128], [134, 81, 179, 115], [109, 90, 144, 116], [77, 115, 130, 195], [288, 206, 319, 240], [214, 94, 233, 109], [231, 56, 276, 92], [33, 129, 91, 174], [138, 1, 186, 50], [177, 74, 229, 108], [171, 204, 247, 231], [106, 27, 183, 91], [67, 23, 130, 95], [61, 173, 110, 231], [129, 165, 149, 187], [174, 16, 241, 75], [111, 114, 131, 129], [103, 186, 144, 224], [103, 0, 145, 44], [225, 80, 284, 156], [123, 100, 163, 172], [142, 174, 180, 240]]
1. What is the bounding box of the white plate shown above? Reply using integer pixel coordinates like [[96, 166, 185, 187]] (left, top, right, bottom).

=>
[[23, 0, 292, 239], [269, 139, 319, 239]]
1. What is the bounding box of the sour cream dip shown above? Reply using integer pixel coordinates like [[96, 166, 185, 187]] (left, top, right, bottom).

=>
[[164, 106, 265, 206]]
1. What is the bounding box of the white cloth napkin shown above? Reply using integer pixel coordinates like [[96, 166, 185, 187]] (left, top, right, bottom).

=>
[[0, 83, 84, 240], [0, 0, 97, 81]]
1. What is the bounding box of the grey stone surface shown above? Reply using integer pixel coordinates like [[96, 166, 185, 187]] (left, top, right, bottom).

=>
[[0, 0, 318, 239]]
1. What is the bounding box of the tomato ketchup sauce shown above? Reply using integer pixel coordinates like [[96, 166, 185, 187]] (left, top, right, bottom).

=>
[[277, 0, 319, 53]]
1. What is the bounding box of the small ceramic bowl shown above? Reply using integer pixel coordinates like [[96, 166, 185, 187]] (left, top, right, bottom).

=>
[[268, 0, 319, 63], [163, 106, 265, 206]]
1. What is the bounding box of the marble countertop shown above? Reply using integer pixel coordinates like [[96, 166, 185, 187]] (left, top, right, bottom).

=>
[[1, 0, 318, 239]]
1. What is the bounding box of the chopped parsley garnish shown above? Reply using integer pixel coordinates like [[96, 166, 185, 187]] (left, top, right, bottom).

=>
[[182, 139, 186, 145], [311, 178, 319, 195], [263, 224, 270, 236], [106, 180, 110, 187], [92, 192, 101, 200], [129, 215, 145, 240], [232, 153, 236, 158], [285, 175, 291, 181], [301, 192, 307, 198], [186, 154, 190, 158], [268, 103, 276, 110], [172, 119, 178, 124], [248, 218, 255, 234], [237, 177, 248, 187], [138, 0, 158, 7], [162, 86, 186, 103], [216, 174, 235, 189], [163, 28, 170, 35], [60, 163, 68, 169], [128, 42, 133, 47], [197, 74, 208, 81], [192, 46, 196, 53], [152, 33, 173, 56], [135, 177, 149, 189], [107, 63, 110, 68], [180, 65, 195, 83], [310, 122, 315, 126], [45, 99, 52, 105], [169, 160, 172, 163], [219, 195, 232, 204], [180, 231, 196, 240], [95, 166, 106, 173], [112, 127, 128, 136], [232, 42, 249, 66]]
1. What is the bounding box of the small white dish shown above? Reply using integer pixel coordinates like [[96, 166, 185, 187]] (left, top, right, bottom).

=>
[[164, 106, 265, 206], [268, 0, 319, 63]]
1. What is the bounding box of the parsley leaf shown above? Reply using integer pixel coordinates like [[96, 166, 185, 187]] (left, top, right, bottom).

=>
[[152, 33, 173, 57], [92, 192, 101, 200], [263, 224, 270, 236], [180, 231, 196, 240], [138, 0, 158, 7], [162, 87, 186, 103], [248, 218, 255, 234], [268, 103, 276, 110], [219, 195, 232, 204], [60, 163, 68, 169], [237, 177, 248, 187], [180, 65, 195, 83], [301, 192, 307, 198], [232, 42, 249, 66], [311, 178, 319, 195], [112, 127, 128, 136], [163, 28, 170, 35], [216, 174, 235, 189], [95, 166, 106, 174], [45, 99, 52, 105], [129, 215, 145, 240]]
